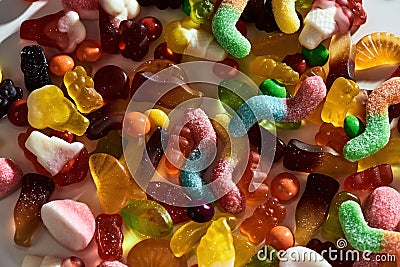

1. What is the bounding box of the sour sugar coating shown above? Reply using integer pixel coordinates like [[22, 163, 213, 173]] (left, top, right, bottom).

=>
[[339, 200, 400, 258], [0, 158, 23, 199], [343, 77, 400, 161], [41, 199, 95, 251], [271, 0, 300, 34], [212, 0, 251, 58], [229, 76, 326, 137]]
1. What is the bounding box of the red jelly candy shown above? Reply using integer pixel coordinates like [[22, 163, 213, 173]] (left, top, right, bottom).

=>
[[94, 65, 130, 101], [154, 42, 182, 63], [138, 16, 163, 41], [119, 20, 149, 61], [98, 6, 120, 54], [315, 123, 350, 153], [344, 164, 393, 192], [95, 214, 124, 261], [52, 147, 89, 186], [7, 99, 28, 127], [283, 53, 307, 74]]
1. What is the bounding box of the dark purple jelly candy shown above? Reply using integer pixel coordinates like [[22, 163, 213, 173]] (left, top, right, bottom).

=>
[[20, 45, 51, 92], [186, 201, 215, 223], [93, 65, 130, 101], [0, 79, 23, 118], [119, 20, 149, 61], [137, 0, 183, 9], [98, 5, 120, 54]]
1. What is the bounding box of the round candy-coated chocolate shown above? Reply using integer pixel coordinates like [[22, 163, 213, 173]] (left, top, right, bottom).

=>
[[123, 111, 151, 138], [266, 225, 294, 251], [302, 44, 329, 67], [259, 79, 286, 98], [344, 115, 365, 138], [138, 16, 163, 42], [270, 172, 300, 201], [7, 99, 28, 127], [154, 42, 182, 63], [49, 54, 74, 77], [93, 65, 130, 100], [283, 53, 307, 74], [186, 201, 215, 223]]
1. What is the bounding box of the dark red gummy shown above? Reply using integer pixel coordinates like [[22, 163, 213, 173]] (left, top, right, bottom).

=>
[[93, 65, 130, 101], [154, 42, 182, 63], [7, 99, 28, 127], [119, 20, 149, 61], [283, 53, 307, 74], [138, 16, 163, 41], [344, 164, 393, 192], [95, 214, 124, 261]]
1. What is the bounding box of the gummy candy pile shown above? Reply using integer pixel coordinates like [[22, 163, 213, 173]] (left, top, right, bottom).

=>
[[1, 0, 400, 266]]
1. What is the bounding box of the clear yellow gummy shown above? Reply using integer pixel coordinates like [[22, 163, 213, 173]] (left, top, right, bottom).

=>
[[197, 217, 235, 267], [232, 235, 256, 267], [321, 77, 359, 127], [251, 56, 299, 85], [357, 138, 400, 171], [251, 32, 301, 59], [89, 153, 146, 214], [272, 0, 300, 34], [64, 66, 104, 113], [27, 85, 89, 136]]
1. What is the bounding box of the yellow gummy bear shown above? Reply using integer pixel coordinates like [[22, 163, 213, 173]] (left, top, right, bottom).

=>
[[64, 66, 104, 114], [197, 217, 235, 267], [27, 85, 90, 136], [165, 17, 227, 61], [321, 77, 359, 127]]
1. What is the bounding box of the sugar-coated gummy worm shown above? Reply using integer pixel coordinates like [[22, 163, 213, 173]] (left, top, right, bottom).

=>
[[339, 200, 400, 257], [343, 77, 400, 162], [271, 0, 300, 34], [212, 0, 251, 58], [229, 76, 326, 137]]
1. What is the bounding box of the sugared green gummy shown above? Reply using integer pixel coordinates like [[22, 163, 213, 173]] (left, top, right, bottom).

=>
[[218, 79, 256, 112], [259, 79, 286, 98], [344, 115, 365, 138], [302, 44, 329, 67]]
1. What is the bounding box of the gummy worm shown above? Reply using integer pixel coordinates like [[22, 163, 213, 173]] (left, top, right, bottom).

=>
[[212, 0, 251, 58], [271, 0, 300, 34], [343, 77, 400, 162], [339, 200, 400, 257], [179, 108, 217, 200], [210, 114, 245, 214], [229, 76, 326, 137]]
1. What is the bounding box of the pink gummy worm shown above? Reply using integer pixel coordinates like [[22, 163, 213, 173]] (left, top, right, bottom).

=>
[[182, 108, 217, 147]]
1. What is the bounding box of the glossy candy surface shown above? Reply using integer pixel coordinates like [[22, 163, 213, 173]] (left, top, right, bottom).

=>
[[119, 20, 149, 61], [20, 45, 51, 92], [49, 54, 75, 77], [95, 214, 123, 261], [13, 173, 55, 247], [270, 172, 299, 202], [0, 79, 23, 118], [315, 123, 350, 153], [344, 164, 393, 192], [252, 56, 299, 85]]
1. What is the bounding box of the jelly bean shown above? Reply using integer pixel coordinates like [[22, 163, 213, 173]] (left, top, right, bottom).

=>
[[325, 32, 356, 88], [188, 0, 214, 24], [127, 238, 188, 267], [339, 200, 400, 258], [320, 191, 360, 243], [94, 65, 130, 101], [314, 123, 349, 153], [245, 245, 279, 267], [13, 173, 55, 247], [85, 99, 129, 140], [164, 17, 227, 61], [355, 32, 400, 70], [270, 172, 299, 202], [61, 256, 86, 267], [343, 77, 400, 161], [20, 11, 86, 53], [343, 115, 365, 138], [251, 32, 301, 59], [229, 76, 326, 137], [282, 53, 307, 74], [259, 79, 286, 98], [64, 66, 104, 113], [294, 173, 339, 245], [302, 44, 329, 67], [49, 54, 75, 77], [212, 0, 251, 58], [0, 79, 23, 118], [62, 0, 99, 20], [154, 42, 183, 63], [187, 201, 215, 223], [20, 45, 51, 92], [240, 196, 286, 244], [299, 0, 354, 49], [265, 225, 294, 251], [123, 111, 151, 137], [271, 0, 300, 34], [283, 139, 358, 177], [251, 56, 299, 85], [306, 239, 354, 267], [89, 153, 146, 214], [119, 20, 149, 61], [197, 217, 235, 267], [344, 164, 393, 192], [0, 158, 23, 200], [92, 130, 123, 159], [95, 214, 123, 261], [27, 85, 90, 136], [120, 199, 173, 237], [138, 16, 163, 41], [75, 40, 103, 63], [144, 109, 169, 133]]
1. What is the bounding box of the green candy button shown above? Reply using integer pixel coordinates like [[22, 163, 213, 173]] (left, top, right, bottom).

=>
[[344, 115, 365, 138], [302, 44, 329, 67]]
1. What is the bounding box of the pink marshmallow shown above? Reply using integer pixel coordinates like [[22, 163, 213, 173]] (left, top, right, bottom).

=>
[[62, 0, 99, 20], [41, 199, 95, 251], [0, 158, 23, 199], [363, 186, 400, 231], [97, 261, 128, 267]]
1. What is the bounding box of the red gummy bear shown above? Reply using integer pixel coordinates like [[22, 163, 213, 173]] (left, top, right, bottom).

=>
[[315, 123, 350, 153], [344, 164, 393, 192], [240, 195, 286, 244], [95, 214, 124, 261]]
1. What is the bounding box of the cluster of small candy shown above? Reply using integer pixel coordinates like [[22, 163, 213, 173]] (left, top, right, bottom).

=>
[[1, 0, 400, 266]]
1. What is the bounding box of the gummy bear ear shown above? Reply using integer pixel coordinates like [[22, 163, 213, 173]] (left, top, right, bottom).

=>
[[0, 0, 47, 44]]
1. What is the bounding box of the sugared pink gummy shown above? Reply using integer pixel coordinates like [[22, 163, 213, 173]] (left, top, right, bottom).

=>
[[363, 186, 400, 231], [97, 261, 128, 267], [0, 158, 23, 199], [41, 199, 95, 251], [62, 0, 99, 20]]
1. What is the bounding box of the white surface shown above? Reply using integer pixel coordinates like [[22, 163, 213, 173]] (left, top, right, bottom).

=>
[[0, 0, 400, 267]]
